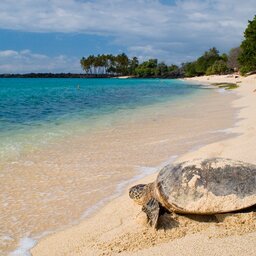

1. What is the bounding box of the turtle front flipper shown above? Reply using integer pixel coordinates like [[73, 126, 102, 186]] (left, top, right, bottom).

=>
[[142, 198, 160, 228]]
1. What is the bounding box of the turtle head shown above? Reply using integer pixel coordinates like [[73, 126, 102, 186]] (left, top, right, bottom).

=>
[[129, 184, 151, 205], [129, 183, 160, 228]]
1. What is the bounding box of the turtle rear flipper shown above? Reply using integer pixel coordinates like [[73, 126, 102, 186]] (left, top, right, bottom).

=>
[[142, 198, 160, 228]]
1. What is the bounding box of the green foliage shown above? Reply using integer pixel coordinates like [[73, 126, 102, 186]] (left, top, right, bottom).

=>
[[195, 47, 221, 75], [80, 54, 181, 78], [80, 53, 132, 75], [115, 53, 129, 75], [134, 60, 179, 77], [182, 62, 197, 77], [80, 46, 231, 78], [168, 64, 179, 72], [155, 62, 168, 76], [129, 57, 139, 75], [182, 47, 228, 77], [206, 60, 228, 75], [220, 53, 228, 62], [134, 59, 158, 77], [238, 15, 256, 75], [239, 66, 252, 75]]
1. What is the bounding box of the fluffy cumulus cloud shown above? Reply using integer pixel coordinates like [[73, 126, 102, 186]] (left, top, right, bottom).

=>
[[0, 50, 80, 73], [0, 0, 255, 72]]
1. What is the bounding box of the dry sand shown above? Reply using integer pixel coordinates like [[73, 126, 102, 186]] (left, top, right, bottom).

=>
[[31, 74, 256, 256]]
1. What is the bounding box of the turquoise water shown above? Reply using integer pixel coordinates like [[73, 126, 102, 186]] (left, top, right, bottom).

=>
[[0, 78, 201, 130], [0, 78, 202, 161]]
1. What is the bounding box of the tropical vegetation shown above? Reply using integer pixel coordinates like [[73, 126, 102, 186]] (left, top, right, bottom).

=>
[[238, 15, 256, 75], [80, 48, 234, 78], [79, 15, 256, 78], [80, 54, 180, 78]]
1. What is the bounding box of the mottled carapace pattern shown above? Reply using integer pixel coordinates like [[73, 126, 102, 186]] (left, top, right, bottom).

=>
[[156, 158, 256, 213]]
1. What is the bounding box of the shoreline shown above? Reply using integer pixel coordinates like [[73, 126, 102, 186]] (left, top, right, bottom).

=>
[[30, 74, 256, 256], [2, 79, 236, 256]]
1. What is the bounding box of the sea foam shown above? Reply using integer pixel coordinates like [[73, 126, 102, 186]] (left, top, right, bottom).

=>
[[11, 237, 36, 256]]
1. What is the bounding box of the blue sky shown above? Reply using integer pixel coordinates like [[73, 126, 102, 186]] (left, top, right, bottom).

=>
[[0, 0, 255, 73]]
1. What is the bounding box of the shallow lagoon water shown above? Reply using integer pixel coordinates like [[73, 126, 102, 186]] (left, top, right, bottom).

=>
[[0, 78, 200, 162]]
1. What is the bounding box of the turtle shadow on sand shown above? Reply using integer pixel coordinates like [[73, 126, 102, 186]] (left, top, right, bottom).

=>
[[233, 204, 256, 213], [156, 204, 256, 231], [156, 211, 218, 231], [156, 207, 179, 230], [152, 205, 219, 231]]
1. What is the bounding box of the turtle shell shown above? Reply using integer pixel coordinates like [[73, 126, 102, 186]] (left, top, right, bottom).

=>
[[155, 158, 256, 214]]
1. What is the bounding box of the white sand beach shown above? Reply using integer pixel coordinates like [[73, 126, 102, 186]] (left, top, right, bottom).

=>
[[31, 74, 256, 256]]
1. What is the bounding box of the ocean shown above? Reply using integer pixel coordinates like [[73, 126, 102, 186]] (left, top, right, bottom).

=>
[[0, 78, 201, 162], [0, 78, 236, 255]]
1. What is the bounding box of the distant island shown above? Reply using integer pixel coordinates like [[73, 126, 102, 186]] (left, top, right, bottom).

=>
[[0, 73, 118, 78]]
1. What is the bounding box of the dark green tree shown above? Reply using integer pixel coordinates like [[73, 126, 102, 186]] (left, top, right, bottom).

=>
[[195, 47, 220, 75], [80, 57, 89, 73], [115, 53, 129, 75], [168, 65, 181, 78], [168, 64, 179, 72], [183, 62, 197, 77], [128, 57, 139, 75], [155, 62, 168, 76], [135, 59, 158, 77], [238, 15, 256, 75], [206, 60, 228, 75], [87, 55, 96, 74]]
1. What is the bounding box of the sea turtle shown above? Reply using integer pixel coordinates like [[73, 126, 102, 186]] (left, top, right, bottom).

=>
[[129, 158, 256, 228]]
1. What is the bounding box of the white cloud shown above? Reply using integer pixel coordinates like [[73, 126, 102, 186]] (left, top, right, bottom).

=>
[[0, 50, 18, 57], [0, 0, 255, 70], [0, 0, 254, 34], [0, 49, 81, 73]]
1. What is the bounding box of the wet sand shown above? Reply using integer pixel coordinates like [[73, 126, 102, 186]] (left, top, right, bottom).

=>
[[0, 83, 237, 255], [30, 74, 256, 256]]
